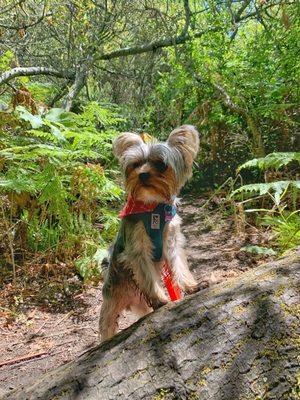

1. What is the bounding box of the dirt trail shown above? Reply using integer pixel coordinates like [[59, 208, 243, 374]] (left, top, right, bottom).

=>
[[0, 197, 270, 396]]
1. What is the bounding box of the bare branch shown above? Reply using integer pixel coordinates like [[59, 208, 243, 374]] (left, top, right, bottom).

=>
[[233, 0, 251, 23], [0, 11, 51, 30], [212, 82, 245, 115], [95, 1, 286, 61], [62, 70, 87, 111], [237, 1, 293, 22], [0, 67, 74, 86], [97, 27, 220, 61]]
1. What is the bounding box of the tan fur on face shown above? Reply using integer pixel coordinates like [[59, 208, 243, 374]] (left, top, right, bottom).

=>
[[125, 164, 177, 203]]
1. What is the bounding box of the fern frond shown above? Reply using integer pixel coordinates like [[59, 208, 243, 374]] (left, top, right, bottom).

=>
[[231, 180, 300, 199], [238, 152, 300, 172], [0, 175, 38, 193], [0, 144, 101, 161]]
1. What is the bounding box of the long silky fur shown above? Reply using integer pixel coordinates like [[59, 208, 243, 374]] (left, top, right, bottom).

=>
[[99, 125, 199, 342]]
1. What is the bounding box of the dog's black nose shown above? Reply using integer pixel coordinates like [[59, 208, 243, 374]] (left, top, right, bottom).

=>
[[139, 172, 150, 183]]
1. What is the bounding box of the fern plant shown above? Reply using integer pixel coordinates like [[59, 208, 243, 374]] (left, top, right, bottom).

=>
[[237, 152, 300, 172], [0, 101, 124, 282], [231, 152, 300, 253]]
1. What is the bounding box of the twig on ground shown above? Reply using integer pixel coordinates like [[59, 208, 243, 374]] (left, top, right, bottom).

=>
[[53, 311, 74, 327], [45, 325, 97, 338], [0, 350, 48, 368]]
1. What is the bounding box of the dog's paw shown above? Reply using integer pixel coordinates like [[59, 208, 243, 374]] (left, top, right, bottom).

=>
[[151, 298, 168, 310], [185, 283, 201, 295]]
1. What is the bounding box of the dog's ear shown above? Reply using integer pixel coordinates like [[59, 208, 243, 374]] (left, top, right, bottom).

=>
[[167, 125, 199, 168], [113, 132, 144, 160]]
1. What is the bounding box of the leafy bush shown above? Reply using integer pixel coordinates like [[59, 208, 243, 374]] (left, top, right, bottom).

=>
[[231, 152, 300, 253], [0, 101, 124, 282]]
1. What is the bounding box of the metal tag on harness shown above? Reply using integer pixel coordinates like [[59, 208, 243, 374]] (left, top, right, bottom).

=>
[[151, 213, 160, 229]]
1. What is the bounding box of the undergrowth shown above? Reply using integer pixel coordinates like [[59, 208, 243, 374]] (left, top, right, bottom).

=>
[[0, 101, 124, 284], [231, 152, 300, 254]]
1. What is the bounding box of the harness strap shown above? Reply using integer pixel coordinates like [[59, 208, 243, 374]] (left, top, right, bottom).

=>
[[163, 261, 182, 300], [116, 198, 181, 301]]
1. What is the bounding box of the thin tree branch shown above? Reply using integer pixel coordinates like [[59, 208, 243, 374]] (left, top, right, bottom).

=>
[[194, 74, 265, 156], [49, 80, 73, 107], [0, 67, 74, 86], [0, 0, 24, 15], [96, 27, 220, 61], [0, 2, 51, 30], [95, 1, 286, 61], [233, 0, 251, 22], [182, 0, 191, 35], [61, 57, 93, 111]]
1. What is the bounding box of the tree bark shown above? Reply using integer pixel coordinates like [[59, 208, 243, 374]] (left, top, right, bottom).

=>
[[61, 69, 87, 111], [2, 252, 299, 400], [0, 67, 74, 86]]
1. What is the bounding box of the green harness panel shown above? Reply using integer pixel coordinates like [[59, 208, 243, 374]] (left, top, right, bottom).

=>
[[115, 203, 177, 262]]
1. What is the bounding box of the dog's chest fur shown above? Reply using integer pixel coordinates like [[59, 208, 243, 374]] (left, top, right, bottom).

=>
[[115, 203, 177, 262], [107, 214, 182, 288]]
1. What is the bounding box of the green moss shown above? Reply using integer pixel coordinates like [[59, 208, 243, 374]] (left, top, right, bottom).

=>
[[280, 301, 300, 318], [197, 306, 206, 315], [140, 324, 157, 344], [196, 366, 212, 387], [187, 391, 199, 400], [191, 336, 202, 346], [274, 284, 286, 298], [171, 326, 193, 341], [198, 379, 207, 387], [221, 337, 249, 369], [127, 368, 147, 380], [153, 388, 172, 400], [219, 316, 230, 325], [234, 304, 247, 314]]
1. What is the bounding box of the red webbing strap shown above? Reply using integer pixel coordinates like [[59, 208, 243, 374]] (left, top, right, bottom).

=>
[[162, 261, 182, 301]]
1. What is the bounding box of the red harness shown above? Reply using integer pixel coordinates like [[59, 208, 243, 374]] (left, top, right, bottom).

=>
[[119, 197, 182, 301]]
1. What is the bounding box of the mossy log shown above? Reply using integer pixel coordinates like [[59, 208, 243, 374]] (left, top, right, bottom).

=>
[[2, 252, 300, 400]]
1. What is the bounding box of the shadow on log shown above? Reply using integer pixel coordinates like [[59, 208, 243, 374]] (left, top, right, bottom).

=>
[[2, 252, 300, 400]]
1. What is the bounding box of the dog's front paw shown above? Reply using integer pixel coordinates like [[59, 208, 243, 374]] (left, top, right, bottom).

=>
[[151, 298, 168, 310], [185, 283, 200, 295]]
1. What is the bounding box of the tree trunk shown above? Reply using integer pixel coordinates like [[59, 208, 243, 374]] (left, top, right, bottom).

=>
[[245, 114, 265, 157], [2, 252, 299, 400], [61, 69, 87, 112]]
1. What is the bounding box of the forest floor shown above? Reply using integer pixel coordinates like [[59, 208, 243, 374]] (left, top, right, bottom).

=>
[[0, 196, 274, 396]]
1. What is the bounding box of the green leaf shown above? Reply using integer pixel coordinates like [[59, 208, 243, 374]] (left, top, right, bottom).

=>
[[231, 181, 299, 200], [240, 245, 277, 256], [238, 153, 300, 172], [50, 124, 65, 141], [44, 108, 66, 123], [93, 248, 108, 266], [15, 106, 43, 129]]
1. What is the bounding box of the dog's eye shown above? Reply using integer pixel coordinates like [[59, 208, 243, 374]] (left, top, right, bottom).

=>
[[131, 161, 143, 169], [153, 161, 167, 173]]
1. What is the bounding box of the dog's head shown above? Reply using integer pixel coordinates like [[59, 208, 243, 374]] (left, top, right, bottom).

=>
[[113, 125, 199, 203]]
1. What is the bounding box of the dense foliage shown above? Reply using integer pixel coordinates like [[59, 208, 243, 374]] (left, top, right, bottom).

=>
[[0, 103, 123, 282], [231, 152, 300, 253], [0, 0, 299, 282]]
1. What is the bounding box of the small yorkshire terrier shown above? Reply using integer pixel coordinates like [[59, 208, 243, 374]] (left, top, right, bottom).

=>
[[99, 125, 199, 341]]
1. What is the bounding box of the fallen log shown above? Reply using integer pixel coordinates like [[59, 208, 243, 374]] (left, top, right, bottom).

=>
[[2, 252, 299, 400]]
